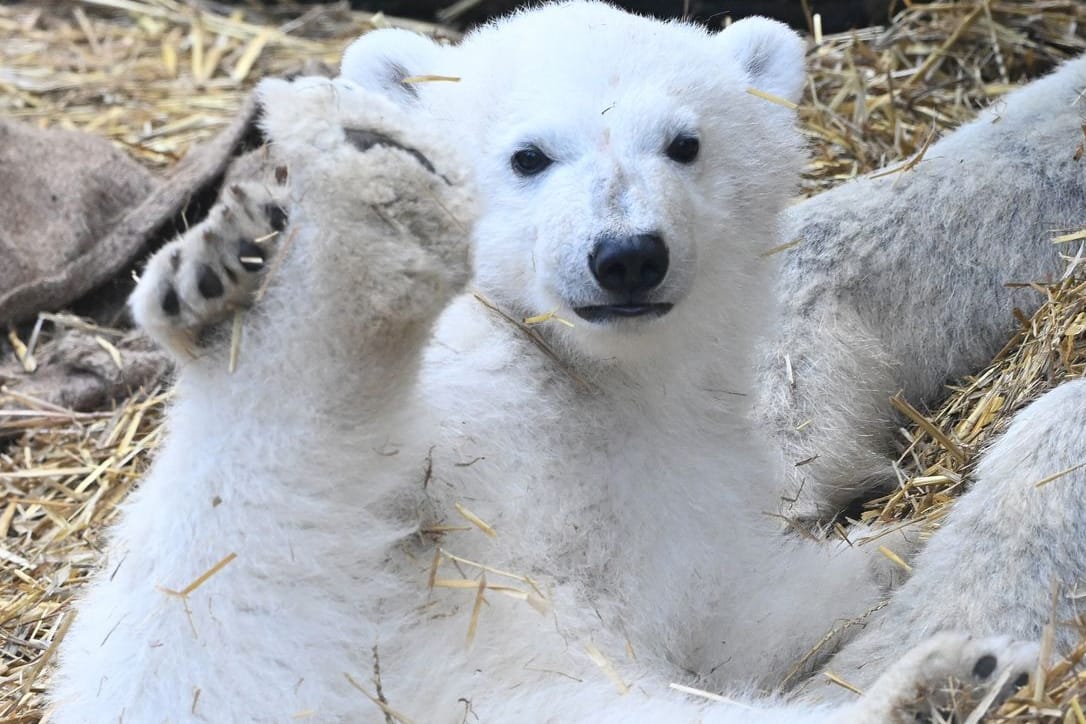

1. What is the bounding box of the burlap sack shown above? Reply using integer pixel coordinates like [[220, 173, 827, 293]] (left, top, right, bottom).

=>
[[0, 328, 170, 413], [0, 96, 265, 326], [2, 64, 335, 411], [0, 120, 158, 325]]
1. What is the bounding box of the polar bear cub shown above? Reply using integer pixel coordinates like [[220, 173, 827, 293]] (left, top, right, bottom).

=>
[[52, 3, 1040, 722], [760, 54, 1086, 518]]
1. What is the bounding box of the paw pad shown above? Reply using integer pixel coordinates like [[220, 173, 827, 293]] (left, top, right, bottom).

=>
[[265, 204, 288, 232], [972, 654, 997, 679], [197, 265, 225, 299], [237, 240, 266, 272], [162, 286, 181, 316]]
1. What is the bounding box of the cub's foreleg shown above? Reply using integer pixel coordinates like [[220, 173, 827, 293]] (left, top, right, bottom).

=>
[[51, 76, 474, 724], [806, 379, 1086, 700], [839, 633, 1038, 724]]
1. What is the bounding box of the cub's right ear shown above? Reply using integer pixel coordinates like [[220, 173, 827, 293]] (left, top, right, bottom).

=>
[[339, 29, 447, 106], [715, 17, 806, 105]]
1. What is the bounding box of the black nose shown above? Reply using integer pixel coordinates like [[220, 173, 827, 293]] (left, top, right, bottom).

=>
[[589, 234, 669, 294]]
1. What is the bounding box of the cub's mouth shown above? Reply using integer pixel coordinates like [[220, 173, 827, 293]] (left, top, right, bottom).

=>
[[572, 303, 674, 322]]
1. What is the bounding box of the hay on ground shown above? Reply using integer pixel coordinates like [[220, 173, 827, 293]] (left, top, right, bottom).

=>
[[2, 1, 1086, 721]]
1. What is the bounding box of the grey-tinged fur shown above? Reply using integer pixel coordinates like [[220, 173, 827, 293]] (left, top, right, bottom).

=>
[[810, 377, 1086, 700], [760, 54, 1086, 519]]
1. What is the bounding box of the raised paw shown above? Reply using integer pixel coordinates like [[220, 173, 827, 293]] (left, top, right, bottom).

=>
[[843, 632, 1038, 724], [253, 76, 476, 336], [130, 176, 290, 358]]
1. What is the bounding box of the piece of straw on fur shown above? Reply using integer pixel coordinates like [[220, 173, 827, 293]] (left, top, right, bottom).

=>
[[227, 310, 244, 373], [160, 552, 238, 597], [668, 683, 753, 709], [401, 74, 460, 83], [432, 578, 528, 598], [430, 546, 550, 616], [523, 309, 576, 328], [465, 574, 487, 647], [746, 87, 799, 110], [585, 643, 630, 695], [877, 545, 912, 572], [821, 671, 863, 696], [454, 501, 497, 537], [1052, 229, 1086, 244], [473, 292, 589, 388], [438, 548, 544, 594]]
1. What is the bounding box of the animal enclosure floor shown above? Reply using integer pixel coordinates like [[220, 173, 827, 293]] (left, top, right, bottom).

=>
[[2, 1, 1086, 720]]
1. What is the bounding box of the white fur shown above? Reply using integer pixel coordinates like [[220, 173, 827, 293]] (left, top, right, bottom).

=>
[[51, 4, 1070, 722]]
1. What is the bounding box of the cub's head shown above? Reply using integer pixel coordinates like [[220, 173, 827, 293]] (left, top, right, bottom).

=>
[[342, 2, 805, 362]]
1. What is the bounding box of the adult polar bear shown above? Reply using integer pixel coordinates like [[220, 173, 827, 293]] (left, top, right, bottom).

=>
[[51, 3, 1072, 722]]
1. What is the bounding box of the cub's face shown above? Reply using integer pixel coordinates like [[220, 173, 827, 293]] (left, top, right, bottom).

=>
[[473, 85, 709, 326], [341, 2, 806, 358]]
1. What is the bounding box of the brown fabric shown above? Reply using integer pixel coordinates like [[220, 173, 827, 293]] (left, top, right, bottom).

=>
[[0, 120, 158, 325], [0, 65, 338, 414], [0, 61, 336, 328], [0, 96, 262, 327], [0, 329, 171, 412]]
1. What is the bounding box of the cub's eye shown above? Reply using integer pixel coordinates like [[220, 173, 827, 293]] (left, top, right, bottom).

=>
[[511, 146, 553, 176], [666, 135, 700, 164]]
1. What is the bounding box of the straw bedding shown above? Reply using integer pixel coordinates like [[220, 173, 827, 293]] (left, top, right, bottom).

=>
[[1, 1, 1085, 720]]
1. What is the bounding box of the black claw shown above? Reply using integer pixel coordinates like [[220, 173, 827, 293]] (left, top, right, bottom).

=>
[[1013, 672, 1030, 688], [237, 240, 265, 272], [197, 264, 225, 299], [973, 654, 997, 679], [169, 249, 181, 272], [275, 166, 288, 184], [162, 286, 180, 316], [230, 184, 247, 200], [265, 204, 288, 232]]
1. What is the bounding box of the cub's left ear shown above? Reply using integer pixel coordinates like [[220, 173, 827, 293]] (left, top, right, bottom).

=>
[[716, 17, 806, 105], [339, 28, 447, 106]]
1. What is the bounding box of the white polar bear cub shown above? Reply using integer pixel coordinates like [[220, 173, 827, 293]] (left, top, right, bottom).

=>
[[52, 3, 1041, 722]]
